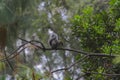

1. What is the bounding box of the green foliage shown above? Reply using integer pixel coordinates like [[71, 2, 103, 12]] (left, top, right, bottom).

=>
[[113, 56, 120, 64], [109, 0, 120, 6], [0, 2, 14, 24], [0, 0, 120, 79], [71, 6, 106, 52], [71, 3, 120, 53], [109, 0, 120, 19], [64, 76, 72, 80], [71, 0, 120, 79], [82, 6, 93, 16], [0, 75, 5, 80], [115, 18, 120, 31], [0, 62, 5, 71], [15, 63, 42, 80]]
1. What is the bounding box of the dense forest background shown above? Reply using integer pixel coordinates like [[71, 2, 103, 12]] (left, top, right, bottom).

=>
[[0, 0, 120, 80]]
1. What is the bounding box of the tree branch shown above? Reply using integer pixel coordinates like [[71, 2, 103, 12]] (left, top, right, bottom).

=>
[[76, 71, 120, 80], [46, 48, 115, 58], [85, 71, 120, 76], [0, 38, 116, 63], [51, 55, 88, 73]]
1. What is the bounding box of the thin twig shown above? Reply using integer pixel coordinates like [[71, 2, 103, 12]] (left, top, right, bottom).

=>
[[51, 55, 88, 73], [18, 37, 45, 51], [7, 47, 27, 61], [0, 41, 29, 62], [76, 71, 120, 80], [86, 71, 120, 76], [4, 50, 14, 71]]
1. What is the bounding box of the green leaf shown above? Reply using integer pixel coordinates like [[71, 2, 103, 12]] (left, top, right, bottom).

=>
[[82, 6, 93, 15], [113, 56, 120, 64], [115, 18, 120, 31], [109, 0, 116, 5]]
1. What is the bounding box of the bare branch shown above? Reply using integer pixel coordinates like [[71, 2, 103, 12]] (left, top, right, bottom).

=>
[[76, 71, 120, 80], [18, 37, 45, 51], [85, 71, 120, 76], [4, 50, 14, 71], [0, 41, 29, 62], [54, 48, 115, 58], [51, 55, 88, 73]]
